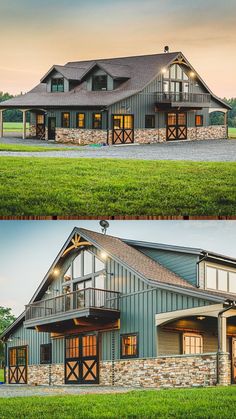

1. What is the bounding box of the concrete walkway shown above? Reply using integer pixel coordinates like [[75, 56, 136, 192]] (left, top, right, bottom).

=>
[[0, 384, 140, 398], [0, 138, 236, 161]]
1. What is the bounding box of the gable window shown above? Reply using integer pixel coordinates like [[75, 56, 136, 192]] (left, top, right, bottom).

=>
[[61, 112, 70, 128], [92, 75, 107, 91], [183, 333, 203, 354], [92, 113, 102, 129], [145, 115, 155, 129], [206, 265, 236, 293], [77, 113, 85, 129], [51, 78, 64, 92], [121, 334, 138, 358], [195, 115, 203, 126], [40, 344, 52, 364]]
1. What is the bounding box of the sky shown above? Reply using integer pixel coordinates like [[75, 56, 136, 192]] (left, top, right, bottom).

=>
[[0, 220, 236, 316], [0, 0, 235, 97]]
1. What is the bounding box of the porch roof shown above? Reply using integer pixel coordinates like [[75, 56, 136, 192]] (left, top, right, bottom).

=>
[[155, 302, 236, 326]]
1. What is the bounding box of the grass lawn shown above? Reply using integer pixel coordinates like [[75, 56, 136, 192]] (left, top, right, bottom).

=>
[[0, 157, 235, 216], [0, 369, 4, 382], [0, 143, 76, 152], [0, 387, 236, 418], [3, 122, 30, 132], [229, 127, 236, 139]]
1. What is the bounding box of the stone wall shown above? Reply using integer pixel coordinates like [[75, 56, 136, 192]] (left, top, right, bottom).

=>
[[100, 354, 220, 388], [56, 128, 108, 145], [53, 125, 227, 145], [187, 125, 227, 141], [4, 353, 232, 387], [217, 352, 231, 386]]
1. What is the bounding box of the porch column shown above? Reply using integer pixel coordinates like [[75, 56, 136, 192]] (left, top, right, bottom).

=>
[[0, 109, 5, 138], [22, 109, 27, 140], [217, 314, 229, 386]]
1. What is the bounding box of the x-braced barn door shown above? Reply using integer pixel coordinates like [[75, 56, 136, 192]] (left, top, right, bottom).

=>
[[167, 112, 187, 140], [36, 114, 46, 139], [9, 346, 27, 384], [65, 335, 99, 384], [112, 115, 134, 144]]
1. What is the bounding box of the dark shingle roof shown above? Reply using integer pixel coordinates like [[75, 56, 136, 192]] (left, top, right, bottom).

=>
[[0, 52, 180, 108], [78, 228, 195, 290]]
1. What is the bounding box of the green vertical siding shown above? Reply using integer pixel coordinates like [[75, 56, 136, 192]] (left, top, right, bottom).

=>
[[6, 325, 50, 366], [101, 258, 210, 361], [134, 247, 199, 286]]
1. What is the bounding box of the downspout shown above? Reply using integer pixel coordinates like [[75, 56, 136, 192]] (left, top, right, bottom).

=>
[[105, 108, 109, 146], [196, 252, 208, 288]]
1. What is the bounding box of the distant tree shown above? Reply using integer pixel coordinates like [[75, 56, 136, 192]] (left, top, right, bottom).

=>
[[0, 307, 16, 368], [209, 98, 236, 127], [0, 91, 27, 122]]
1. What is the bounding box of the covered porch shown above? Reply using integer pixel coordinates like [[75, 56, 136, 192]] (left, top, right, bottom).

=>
[[0, 108, 47, 140], [156, 301, 236, 386]]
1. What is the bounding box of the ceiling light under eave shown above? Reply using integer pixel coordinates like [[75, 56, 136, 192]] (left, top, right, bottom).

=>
[[197, 316, 206, 321], [161, 68, 167, 74]]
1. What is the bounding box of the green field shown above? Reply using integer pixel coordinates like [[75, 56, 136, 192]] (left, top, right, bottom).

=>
[[0, 369, 4, 382], [0, 143, 76, 152], [229, 127, 236, 138], [0, 157, 235, 216], [0, 387, 235, 418], [3, 122, 30, 132]]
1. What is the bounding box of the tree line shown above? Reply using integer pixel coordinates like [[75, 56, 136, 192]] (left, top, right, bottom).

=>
[[1, 91, 236, 127], [0, 306, 16, 368]]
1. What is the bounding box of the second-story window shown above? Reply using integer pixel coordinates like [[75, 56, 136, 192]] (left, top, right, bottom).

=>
[[206, 265, 236, 293], [61, 112, 70, 128], [92, 113, 102, 129], [51, 78, 64, 92], [92, 75, 107, 91]]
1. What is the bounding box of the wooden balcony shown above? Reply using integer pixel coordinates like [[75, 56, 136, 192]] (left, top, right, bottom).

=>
[[24, 288, 120, 332], [155, 92, 211, 109]]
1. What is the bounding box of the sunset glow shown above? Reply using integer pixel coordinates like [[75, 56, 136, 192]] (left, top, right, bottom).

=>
[[0, 0, 235, 97]]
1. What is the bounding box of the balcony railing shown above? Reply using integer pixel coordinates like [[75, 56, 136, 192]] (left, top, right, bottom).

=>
[[25, 288, 120, 322], [156, 92, 211, 104]]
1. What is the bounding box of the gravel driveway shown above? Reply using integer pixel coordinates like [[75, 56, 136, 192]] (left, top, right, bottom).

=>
[[0, 384, 139, 398], [0, 138, 236, 161]]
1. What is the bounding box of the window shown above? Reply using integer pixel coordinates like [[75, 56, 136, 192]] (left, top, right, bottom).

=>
[[218, 269, 228, 292], [92, 113, 102, 129], [145, 115, 155, 129], [206, 265, 236, 293], [40, 344, 52, 364], [195, 115, 203, 126], [66, 337, 79, 359], [183, 333, 203, 354], [84, 251, 93, 275], [61, 112, 70, 128], [51, 78, 64, 92], [229, 272, 236, 293], [121, 334, 138, 358], [178, 113, 186, 125], [168, 113, 177, 125], [73, 253, 82, 278], [36, 114, 44, 125], [92, 75, 107, 91], [77, 113, 85, 129], [206, 266, 217, 289]]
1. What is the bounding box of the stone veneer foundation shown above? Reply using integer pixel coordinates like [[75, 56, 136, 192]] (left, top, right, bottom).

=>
[[4, 353, 231, 387], [47, 125, 227, 145]]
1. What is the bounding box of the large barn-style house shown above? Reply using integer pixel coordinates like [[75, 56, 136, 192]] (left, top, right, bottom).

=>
[[0, 49, 230, 145], [1, 227, 236, 388]]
